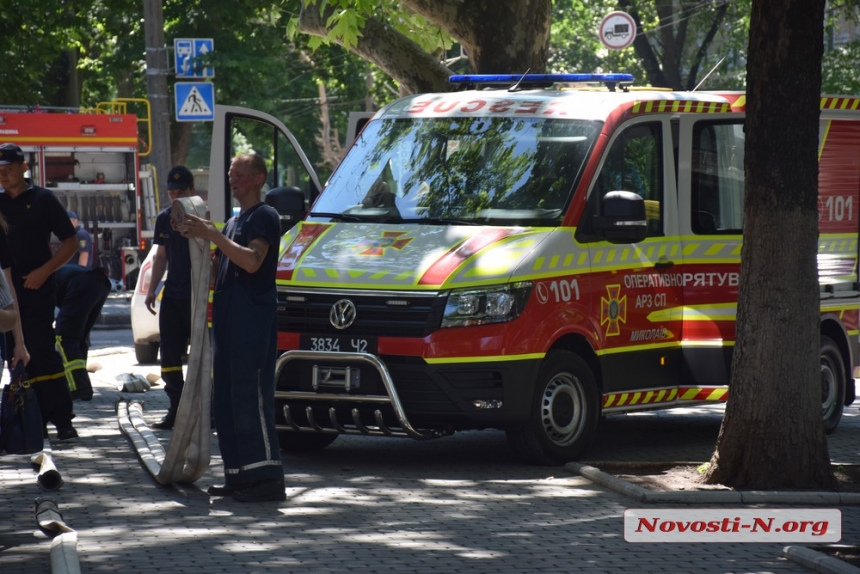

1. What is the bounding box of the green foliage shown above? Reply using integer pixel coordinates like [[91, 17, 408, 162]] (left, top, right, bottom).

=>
[[289, 0, 451, 54], [549, 0, 645, 81], [822, 41, 860, 94], [160, 0, 377, 179]]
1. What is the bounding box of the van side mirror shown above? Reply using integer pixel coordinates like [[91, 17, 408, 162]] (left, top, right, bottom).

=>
[[265, 186, 306, 234], [591, 191, 648, 244]]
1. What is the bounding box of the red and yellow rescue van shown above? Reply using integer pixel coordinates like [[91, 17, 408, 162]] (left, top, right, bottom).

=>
[[208, 74, 859, 464]]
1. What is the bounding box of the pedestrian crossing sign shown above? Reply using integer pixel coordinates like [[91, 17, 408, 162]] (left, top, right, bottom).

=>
[[175, 82, 215, 122]]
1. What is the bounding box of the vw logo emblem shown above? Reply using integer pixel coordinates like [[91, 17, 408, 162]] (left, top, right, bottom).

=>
[[330, 299, 357, 329]]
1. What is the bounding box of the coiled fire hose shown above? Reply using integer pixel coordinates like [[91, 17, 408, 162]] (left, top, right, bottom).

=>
[[117, 195, 212, 484]]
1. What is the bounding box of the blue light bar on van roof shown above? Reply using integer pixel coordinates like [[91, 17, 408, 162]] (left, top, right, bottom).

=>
[[448, 73, 634, 85]]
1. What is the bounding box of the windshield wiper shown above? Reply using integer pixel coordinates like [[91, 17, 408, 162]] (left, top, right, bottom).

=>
[[395, 217, 482, 226], [308, 211, 370, 222]]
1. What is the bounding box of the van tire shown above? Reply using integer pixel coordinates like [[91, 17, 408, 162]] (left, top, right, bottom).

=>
[[820, 336, 845, 433], [278, 432, 338, 452], [135, 342, 159, 365], [506, 350, 600, 465]]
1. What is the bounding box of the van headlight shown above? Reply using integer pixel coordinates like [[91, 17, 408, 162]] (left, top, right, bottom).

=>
[[441, 282, 532, 328]]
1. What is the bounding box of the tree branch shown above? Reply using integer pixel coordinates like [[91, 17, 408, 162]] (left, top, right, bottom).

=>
[[685, 2, 730, 90], [619, 0, 669, 87], [299, 1, 451, 94]]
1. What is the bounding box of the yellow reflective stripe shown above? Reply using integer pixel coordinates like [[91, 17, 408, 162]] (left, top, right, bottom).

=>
[[27, 371, 68, 384], [631, 100, 730, 115], [647, 303, 736, 323], [680, 340, 735, 347], [161, 366, 183, 373], [595, 341, 678, 355], [424, 352, 545, 365], [820, 96, 860, 111], [602, 388, 678, 408], [56, 336, 77, 391], [679, 387, 729, 401]]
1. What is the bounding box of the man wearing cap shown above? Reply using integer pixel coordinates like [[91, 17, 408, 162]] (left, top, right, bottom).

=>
[[67, 210, 93, 268], [144, 165, 196, 429], [0, 143, 79, 441]]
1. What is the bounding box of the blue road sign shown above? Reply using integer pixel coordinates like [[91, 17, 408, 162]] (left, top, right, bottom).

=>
[[175, 82, 215, 122], [174, 38, 214, 78]]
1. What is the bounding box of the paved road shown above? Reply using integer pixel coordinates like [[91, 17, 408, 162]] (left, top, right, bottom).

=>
[[1, 328, 857, 573]]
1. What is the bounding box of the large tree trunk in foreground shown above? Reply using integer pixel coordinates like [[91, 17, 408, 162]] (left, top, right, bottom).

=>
[[705, 0, 836, 490]]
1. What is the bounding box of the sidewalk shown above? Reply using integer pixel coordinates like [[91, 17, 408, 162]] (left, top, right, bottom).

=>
[[1, 345, 858, 573], [91, 292, 131, 329]]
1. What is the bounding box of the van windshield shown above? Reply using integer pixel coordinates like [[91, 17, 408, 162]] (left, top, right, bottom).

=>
[[311, 117, 600, 226]]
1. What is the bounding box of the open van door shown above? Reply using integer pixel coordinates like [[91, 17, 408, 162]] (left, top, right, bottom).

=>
[[208, 105, 321, 224]]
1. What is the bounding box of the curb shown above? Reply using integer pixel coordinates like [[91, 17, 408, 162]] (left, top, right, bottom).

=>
[[92, 295, 131, 329], [565, 462, 860, 505], [784, 546, 860, 574], [93, 313, 130, 329]]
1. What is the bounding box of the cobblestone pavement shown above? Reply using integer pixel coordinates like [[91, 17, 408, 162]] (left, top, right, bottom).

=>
[[1, 334, 858, 573]]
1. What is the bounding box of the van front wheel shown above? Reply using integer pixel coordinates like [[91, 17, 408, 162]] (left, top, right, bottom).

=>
[[506, 350, 600, 465]]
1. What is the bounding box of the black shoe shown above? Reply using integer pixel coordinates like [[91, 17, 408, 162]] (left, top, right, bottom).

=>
[[207, 484, 239, 496], [152, 414, 176, 430], [56, 427, 78, 441], [231, 479, 286, 503], [71, 390, 93, 401]]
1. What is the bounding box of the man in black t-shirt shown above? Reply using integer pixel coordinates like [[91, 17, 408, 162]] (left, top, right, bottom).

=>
[[144, 165, 195, 429], [0, 143, 79, 441]]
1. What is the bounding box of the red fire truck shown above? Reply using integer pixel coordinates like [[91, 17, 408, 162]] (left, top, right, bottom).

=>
[[0, 100, 155, 288], [207, 74, 859, 464]]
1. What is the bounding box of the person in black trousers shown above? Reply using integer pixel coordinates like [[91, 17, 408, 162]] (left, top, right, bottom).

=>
[[179, 153, 285, 503], [144, 166, 195, 429], [0, 143, 79, 441], [54, 264, 111, 401]]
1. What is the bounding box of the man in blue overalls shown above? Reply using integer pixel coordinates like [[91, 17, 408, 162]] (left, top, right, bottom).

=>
[[179, 153, 284, 503]]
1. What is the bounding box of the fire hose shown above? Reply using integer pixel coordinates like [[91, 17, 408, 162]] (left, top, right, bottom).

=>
[[117, 195, 212, 484], [35, 498, 80, 574], [32, 450, 64, 491]]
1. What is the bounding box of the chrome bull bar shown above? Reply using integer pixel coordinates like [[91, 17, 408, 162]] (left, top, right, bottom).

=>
[[274, 350, 448, 440]]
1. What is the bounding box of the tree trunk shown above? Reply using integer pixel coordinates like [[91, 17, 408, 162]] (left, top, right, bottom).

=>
[[403, 0, 551, 74], [705, 0, 835, 490]]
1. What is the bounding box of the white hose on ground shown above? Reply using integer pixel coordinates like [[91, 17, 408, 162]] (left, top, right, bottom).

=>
[[50, 533, 81, 574], [31, 450, 64, 491], [117, 195, 213, 484], [35, 498, 80, 574]]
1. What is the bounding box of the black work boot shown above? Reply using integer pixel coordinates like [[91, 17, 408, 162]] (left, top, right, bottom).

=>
[[152, 410, 176, 430]]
